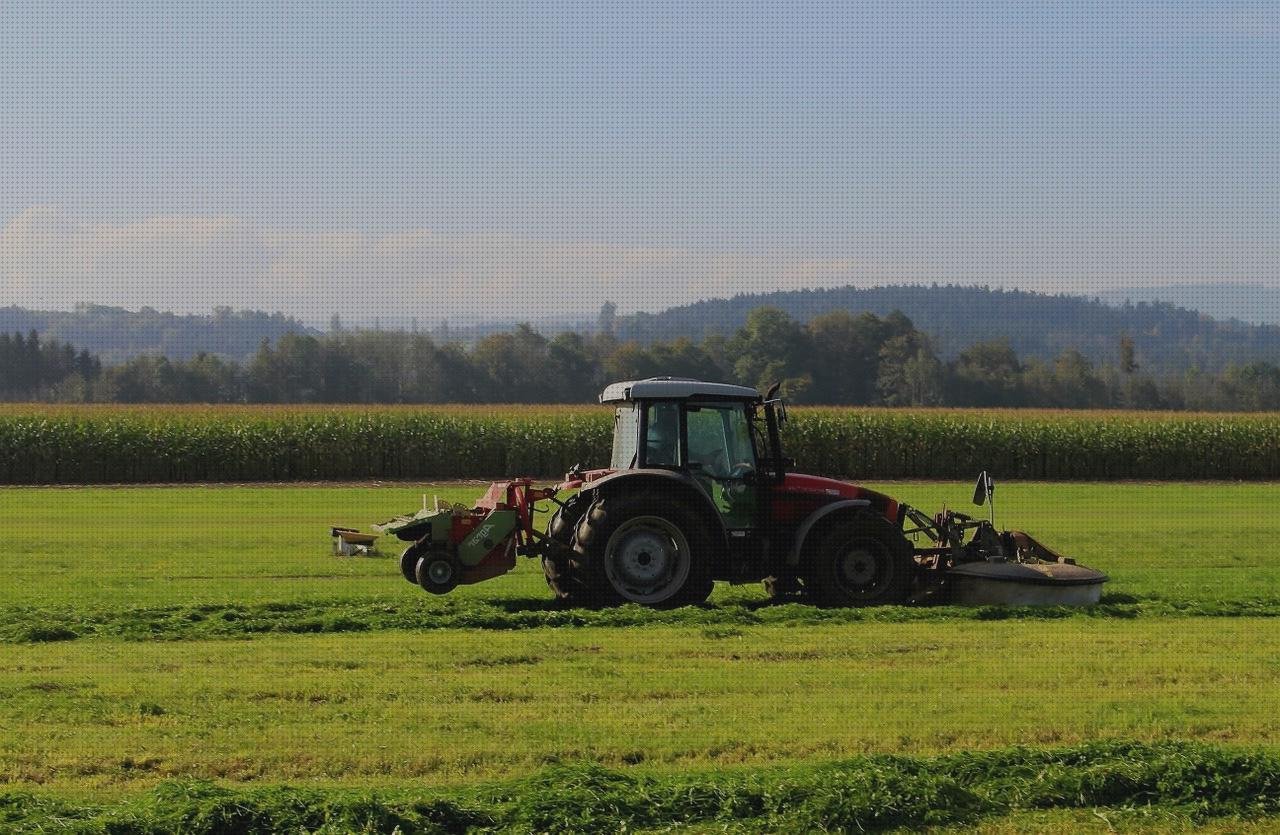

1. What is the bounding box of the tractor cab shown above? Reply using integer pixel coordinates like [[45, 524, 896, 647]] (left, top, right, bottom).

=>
[[601, 377, 788, 476], [600, 378, 789, 529]]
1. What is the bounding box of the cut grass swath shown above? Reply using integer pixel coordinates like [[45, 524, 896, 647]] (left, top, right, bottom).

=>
[[1, 741, 1277, 833]]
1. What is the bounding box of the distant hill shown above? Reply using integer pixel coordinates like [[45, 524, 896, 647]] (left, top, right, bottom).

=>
[[9, 285, 1278, 374], [614, 285, 1280, 373], [0, 304, 317, 363], [1096, 283, 1280, 328]]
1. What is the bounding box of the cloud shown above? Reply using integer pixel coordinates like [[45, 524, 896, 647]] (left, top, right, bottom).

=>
[[2, 208, 873, 323], [1, 208, 273, 314]]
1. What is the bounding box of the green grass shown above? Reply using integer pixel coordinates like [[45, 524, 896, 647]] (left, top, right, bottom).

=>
[[4, 480, 1278, 829], [4, 742, 1280, 833], [1, 481, 1275, 613], [3, 622, 1279, 797]]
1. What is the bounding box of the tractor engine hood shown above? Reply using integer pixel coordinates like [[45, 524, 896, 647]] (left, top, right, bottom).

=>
[[782, 473, 902, 522]]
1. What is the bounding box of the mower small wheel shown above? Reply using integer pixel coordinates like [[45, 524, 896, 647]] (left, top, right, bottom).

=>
[[400, 543, 425, 584], [415, 551, 461, 595]]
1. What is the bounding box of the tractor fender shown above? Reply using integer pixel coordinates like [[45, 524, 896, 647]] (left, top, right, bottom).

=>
[[579, 468, 730, 556], [786, 499, 872, 567]]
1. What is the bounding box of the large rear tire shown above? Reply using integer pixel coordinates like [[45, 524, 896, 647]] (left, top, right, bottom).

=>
[[574, 492, 712, 608], [541, 493, 605, 607], [803, 514, 914, 607]]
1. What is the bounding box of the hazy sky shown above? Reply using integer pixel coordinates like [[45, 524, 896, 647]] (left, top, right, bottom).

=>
[[1, 1, 1276, 323]]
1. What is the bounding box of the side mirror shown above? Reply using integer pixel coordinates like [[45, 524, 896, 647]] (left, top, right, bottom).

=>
[[764, 398, 789, 424], [973, 471, 994, 506]]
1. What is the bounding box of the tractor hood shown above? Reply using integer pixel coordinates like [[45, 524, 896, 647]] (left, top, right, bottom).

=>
[[782, 473, 901, 521], [784, 473, 867, 499]]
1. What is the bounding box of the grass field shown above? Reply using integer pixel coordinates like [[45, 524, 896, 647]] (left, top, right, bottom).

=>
[[2, 480, 1275, 611], [2, 480, 1279, 830], [7, 620, 1280, 791]]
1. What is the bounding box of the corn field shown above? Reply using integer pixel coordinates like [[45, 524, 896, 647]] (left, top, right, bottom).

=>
[[0, 405, 1278, 483]]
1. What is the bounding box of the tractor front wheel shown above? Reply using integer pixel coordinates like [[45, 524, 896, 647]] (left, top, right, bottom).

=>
[[803, 515, 914, 607]]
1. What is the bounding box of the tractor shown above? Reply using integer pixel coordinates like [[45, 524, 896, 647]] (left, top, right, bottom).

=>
[[369, 378, 1106, 608]]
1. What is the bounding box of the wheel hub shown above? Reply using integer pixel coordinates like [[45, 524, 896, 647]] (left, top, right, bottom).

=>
[[603, 515, 692, 603], [615, 531, 673, 585], [426, 559, 454, 585], [840, 547, 880, 587]]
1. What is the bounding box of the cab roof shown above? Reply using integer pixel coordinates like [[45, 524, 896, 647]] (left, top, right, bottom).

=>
[[599, 377, 761, 404]]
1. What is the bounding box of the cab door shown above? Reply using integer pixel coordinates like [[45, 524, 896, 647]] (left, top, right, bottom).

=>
[[683, 402, 758, 530]]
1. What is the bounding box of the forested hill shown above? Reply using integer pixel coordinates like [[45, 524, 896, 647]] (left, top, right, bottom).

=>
[[0, 305, 316, 363], [615, 285, 1280, 373]]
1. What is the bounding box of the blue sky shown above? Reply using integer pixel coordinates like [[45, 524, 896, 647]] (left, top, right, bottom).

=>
[[1, 1, 1276, 322]]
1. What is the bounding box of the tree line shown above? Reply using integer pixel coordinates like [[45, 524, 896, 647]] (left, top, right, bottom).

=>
[[4, 307, 1280, 410]]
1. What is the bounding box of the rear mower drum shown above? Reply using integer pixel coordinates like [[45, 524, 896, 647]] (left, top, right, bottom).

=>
[[804, 514, 914, 607], [415, 548, 462, 595], [576, 492, 711, 608]]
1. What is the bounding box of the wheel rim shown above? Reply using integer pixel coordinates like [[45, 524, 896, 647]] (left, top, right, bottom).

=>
[[425, 558, 454, 586], [603, 515, 691, 604], [834, 538, 892, 599]]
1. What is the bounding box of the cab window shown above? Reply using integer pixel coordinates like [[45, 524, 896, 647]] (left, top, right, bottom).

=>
[[686, 403, 756, 478], [643, 402, 681, 467], [610, 405, 638, 469]]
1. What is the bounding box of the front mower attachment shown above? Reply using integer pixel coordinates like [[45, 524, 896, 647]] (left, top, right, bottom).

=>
[[903, 482, 1108, 607], [945, 546, 1108, 606]]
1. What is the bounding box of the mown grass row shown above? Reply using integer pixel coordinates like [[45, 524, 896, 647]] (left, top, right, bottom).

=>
[[3, 741, 1278, 832], [5, 593, 1279, 644], [2, 407, 1279, 483]]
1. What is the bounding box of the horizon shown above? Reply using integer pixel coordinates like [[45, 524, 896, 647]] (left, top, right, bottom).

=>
[[2, 2, 1277, 323], [5, 280, 1280, 333]]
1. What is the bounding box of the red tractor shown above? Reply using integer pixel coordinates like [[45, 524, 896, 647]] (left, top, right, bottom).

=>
[[374, 378, 1105, 608]]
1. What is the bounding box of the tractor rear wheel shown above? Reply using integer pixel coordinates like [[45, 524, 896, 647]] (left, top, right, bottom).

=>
[[541, 493, 604, 607], [574, 492, 711, 608], [803, 515, 914, 607]]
